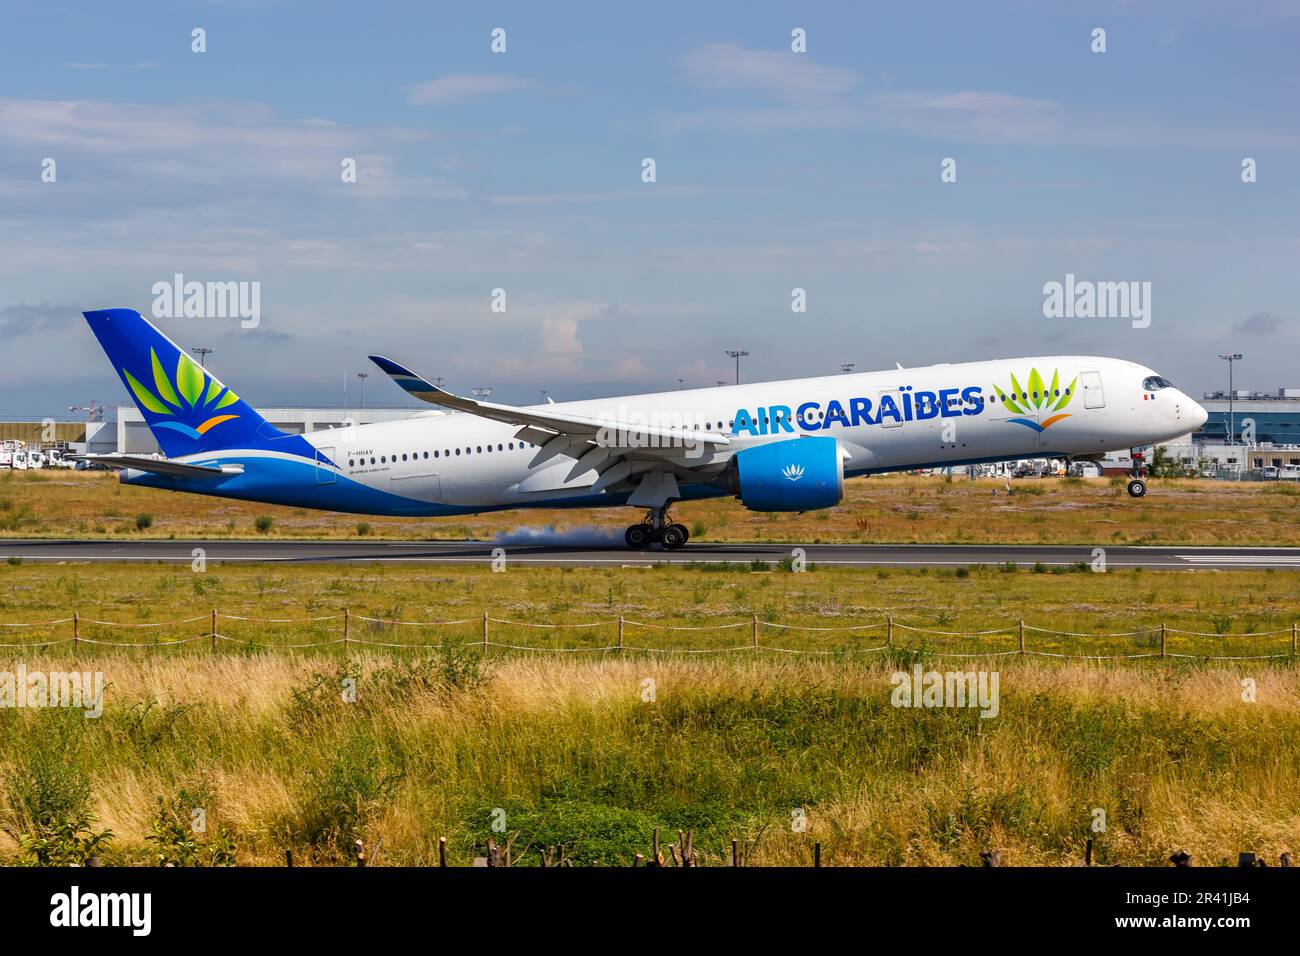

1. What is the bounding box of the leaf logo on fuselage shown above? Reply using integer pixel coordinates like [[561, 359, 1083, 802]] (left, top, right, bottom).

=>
[[783, 464, 805, 481], [121, 348, 240, 441], [991, 368, 1077, 433]]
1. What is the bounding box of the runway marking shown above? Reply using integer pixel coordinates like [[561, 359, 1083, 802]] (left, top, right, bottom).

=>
[[1176, 555, 1300, 566], [0, 553, 1227, 568]]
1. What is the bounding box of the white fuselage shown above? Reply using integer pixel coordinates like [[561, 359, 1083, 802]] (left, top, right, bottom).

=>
[[266, 355, 1204, 515]]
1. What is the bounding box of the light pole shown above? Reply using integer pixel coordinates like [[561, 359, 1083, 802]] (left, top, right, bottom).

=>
[[356, 372, 368, 410], [190, 347, 213, 368], [840, 362, 855, 375], [1218, 353, 1242, 444], [725, 349, 749, 386], [472, 387, 492, 399]]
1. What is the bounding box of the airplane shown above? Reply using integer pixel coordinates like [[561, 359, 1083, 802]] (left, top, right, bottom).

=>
[[79, 308, 1209, 549]]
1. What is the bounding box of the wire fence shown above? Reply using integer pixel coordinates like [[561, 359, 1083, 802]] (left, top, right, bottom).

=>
[[0, 610, 1296, 661]]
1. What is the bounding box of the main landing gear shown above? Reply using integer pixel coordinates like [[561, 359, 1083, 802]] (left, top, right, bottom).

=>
[[624, 505, 689, 550]]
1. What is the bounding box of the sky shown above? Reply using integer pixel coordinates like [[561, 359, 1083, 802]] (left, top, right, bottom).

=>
[[1, 0, 1298, 418]]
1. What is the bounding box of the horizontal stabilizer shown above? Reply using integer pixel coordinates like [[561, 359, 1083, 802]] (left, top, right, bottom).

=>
[[75, 454, 242, 480]]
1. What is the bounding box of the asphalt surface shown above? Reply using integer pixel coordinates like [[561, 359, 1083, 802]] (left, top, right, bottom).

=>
[[3, 539, 1300, 569]]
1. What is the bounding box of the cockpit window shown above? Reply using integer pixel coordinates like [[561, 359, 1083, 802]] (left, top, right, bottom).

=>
[[1142, 375, 1174, 391]]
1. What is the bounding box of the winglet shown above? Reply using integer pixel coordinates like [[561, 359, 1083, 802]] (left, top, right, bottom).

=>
[[367, 355, 452, 403]]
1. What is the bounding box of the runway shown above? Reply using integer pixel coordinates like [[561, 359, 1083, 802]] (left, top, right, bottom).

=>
[[3, 539, 1300, 570]]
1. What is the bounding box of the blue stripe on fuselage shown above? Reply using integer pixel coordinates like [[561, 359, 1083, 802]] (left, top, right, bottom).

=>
[[122, 454, 729, 517]]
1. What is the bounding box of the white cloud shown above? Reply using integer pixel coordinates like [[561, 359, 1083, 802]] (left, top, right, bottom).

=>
[[407, 74, 536, 105], [679, 42, 858, 99], [540, 316, 582, 354]]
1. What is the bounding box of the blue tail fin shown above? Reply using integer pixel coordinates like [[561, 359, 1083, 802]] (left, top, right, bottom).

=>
[[83, 308, 289, 458]]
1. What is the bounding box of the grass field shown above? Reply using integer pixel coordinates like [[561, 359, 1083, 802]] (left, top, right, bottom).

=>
[[3, 468, 1299, 545], [0, 561, 1298, 866], [2, 561, 1299, 657], [1, 651, 1296, 867]]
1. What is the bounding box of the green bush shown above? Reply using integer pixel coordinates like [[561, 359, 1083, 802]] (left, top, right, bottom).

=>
[[146, 785, 237, 867], [2, 713, 112, 864], [294, 732, 403, 857]]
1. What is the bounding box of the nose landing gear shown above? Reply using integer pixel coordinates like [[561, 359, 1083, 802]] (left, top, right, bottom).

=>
[[624, 504, 689, 550], [1126, 448, 1148, 498]]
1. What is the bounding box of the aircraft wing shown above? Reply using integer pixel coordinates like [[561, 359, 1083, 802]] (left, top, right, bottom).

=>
[[368, 354, 734, 491], [74, 454, 243, 480]]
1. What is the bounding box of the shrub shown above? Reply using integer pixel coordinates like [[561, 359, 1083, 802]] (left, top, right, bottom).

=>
[[254, 515, 274, 534], [2, 713, 111, 864], [294, 732, 403, 857], [147, 785, 237, 867], [135, 513, 153, 530]]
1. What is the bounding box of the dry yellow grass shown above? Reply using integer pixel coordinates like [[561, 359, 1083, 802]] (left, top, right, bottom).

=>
[[1, 652, 1296, 866]]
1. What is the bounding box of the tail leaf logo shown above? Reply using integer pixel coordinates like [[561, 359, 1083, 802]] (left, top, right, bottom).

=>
[[122, 348, 240, 439], [782, 464, 805, 481], [992, 368, 1076, 433]]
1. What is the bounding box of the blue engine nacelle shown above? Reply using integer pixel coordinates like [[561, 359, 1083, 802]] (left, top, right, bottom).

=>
[[729, 436, 844, 512]]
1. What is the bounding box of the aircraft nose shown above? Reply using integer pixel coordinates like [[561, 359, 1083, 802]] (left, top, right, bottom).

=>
[[1189, 396, 1208, 429]]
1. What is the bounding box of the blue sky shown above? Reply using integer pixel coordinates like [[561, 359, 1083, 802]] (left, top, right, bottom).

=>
[[2, 0, 1298, 417]]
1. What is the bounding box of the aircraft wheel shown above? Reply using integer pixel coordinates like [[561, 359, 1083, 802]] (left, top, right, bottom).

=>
[[625, 525, 653, 549], [1126, 478, 1147, 498], [669, 523, 689, 544], [660, 525, 688, 550]]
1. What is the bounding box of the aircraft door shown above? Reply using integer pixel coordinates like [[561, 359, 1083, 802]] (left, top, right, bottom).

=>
[[1081, 370, 1105, 409], [316, 446, 336, 484]]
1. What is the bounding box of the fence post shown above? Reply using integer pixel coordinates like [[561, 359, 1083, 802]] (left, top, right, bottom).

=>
[[887, 615, 893, 647], [1160, 622, 1167, 659], [752, 613, 759, 650], [343, 607, 349, 651], [482, 612, 489, 653], [1292, 622, 1297, 658], [617, 616, 624, 651], [73, 612, 79, 653], [210, 608, 216, 652], [1018, 620, 1025, 656]]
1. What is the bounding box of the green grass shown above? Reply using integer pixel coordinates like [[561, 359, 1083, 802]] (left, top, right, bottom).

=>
[[1, 561, 1298, 866], [0, 651, 1296, 866]]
